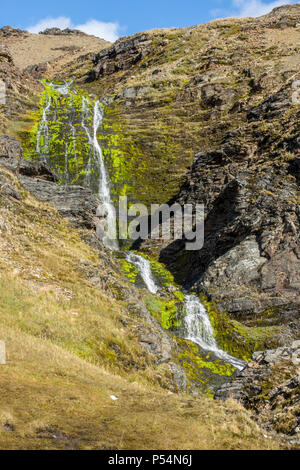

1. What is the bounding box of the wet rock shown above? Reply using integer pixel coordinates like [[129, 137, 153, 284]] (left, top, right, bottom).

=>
[[18, 160, 59, 182]]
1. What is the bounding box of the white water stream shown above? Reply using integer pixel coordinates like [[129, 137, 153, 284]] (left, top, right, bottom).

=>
[[37, 83, 118, 250], [126, 253, 159, 294], [182, 295, 245, 370], [36, 96, 51, 155], [126, 252, 245, 370]]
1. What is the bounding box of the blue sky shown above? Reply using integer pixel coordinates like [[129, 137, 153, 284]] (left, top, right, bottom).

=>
[[1, 0, 299, 41]]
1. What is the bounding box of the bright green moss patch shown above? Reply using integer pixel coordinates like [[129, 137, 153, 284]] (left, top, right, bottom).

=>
[[144, 294, 183, 330], [138, 252, 175, 287], [120, 260, 138, 284], [19, 80, 102, 190]]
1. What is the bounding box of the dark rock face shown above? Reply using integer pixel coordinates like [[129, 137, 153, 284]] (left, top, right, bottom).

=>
[[215, 342, 300, 442], [0, 26, 26, 38], [0, 45, 38, 126], [0, 44, 13, 64], [0, 135, 22, 159], [0, 136, 100, 230], [215, 341, 300, 403], [157, 86, 300, 325], [91, 33, 152, 80], [40, 28, 86, 36], [20, 175, 100, 230]]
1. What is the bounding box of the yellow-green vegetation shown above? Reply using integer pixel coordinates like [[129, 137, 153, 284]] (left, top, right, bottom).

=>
[[0, 166, 282, 449], [19, 81, 100, 188], [203, 298, 283, 361], [176, 338, 236, 397], [120, 259, 139, 284], [120, 251, 175, 288], [140, 252, 175, 286], [144, 293, 183, 330], [98, 101, 192, 208]]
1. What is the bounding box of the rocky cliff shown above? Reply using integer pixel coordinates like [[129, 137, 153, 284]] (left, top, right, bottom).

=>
[[0, 4, 300, 449], [61, 5, 300, 355]]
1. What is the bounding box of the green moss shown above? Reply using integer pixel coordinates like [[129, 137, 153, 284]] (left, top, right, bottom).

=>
[[144, 293, 183, 330], [175, 337, 235, 397], [136, 252, 175, 287], [202, 297, 283, 361], [95, 99, 194, 209], [19, 80, 101, 190], [120, 260, 138, 284]]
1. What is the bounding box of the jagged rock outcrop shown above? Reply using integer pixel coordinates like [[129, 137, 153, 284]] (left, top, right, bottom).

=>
[[215, 341, 300, 443], [0, 26, 27, 38], [40, 28, 86, 36], [91, 33, 152, 80]]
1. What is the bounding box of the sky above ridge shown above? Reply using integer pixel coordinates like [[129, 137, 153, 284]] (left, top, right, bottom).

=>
[[1, 0, 299, 42]]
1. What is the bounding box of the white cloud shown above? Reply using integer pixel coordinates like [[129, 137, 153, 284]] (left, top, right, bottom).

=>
[[75, 20, 120, 42], [233, 0, 294, 17], [211, 0, 297, 19], [27, 16, 120, 42]]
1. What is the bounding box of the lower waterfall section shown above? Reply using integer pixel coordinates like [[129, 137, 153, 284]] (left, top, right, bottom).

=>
[[124, 252, 245, 374], [182, 295, 245, 371]]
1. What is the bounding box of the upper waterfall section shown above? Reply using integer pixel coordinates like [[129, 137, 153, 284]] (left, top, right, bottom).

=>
[[22, 80, 109, 194]]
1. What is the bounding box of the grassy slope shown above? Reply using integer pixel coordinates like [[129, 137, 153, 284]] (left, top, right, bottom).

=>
[[0, 166, 281, 449]]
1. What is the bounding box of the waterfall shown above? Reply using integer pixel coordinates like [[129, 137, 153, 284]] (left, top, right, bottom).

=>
[[125, 253, 245, 370], [125, 253, 159, 294], [35, 82, 118, 250], [92, 100, 118, 250], [81, 96, 93, 186], [36, 96, 51, 155], [181, 295, 245, 370]]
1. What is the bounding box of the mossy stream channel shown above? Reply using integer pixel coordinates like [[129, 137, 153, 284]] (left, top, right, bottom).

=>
[[21, 80, 246, 395]]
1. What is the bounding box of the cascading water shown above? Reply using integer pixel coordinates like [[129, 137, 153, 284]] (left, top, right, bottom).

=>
[[181, 295, 245, 370], [34, 80, 245, 373], [125, 252, 245, 370], [125, 253, 159, 294], [36, 96, 51, 155], [92, 100, 118, 250], [34, 81, 118, 250]]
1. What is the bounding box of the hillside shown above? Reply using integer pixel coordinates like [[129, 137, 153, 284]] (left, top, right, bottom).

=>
[[0, 4, 299, 450]]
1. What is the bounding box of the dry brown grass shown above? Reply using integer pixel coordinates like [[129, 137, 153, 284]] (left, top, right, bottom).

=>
[[0, 325, 281, 450], [0, 166, 284, 449], [2, 31, 110, 73]]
